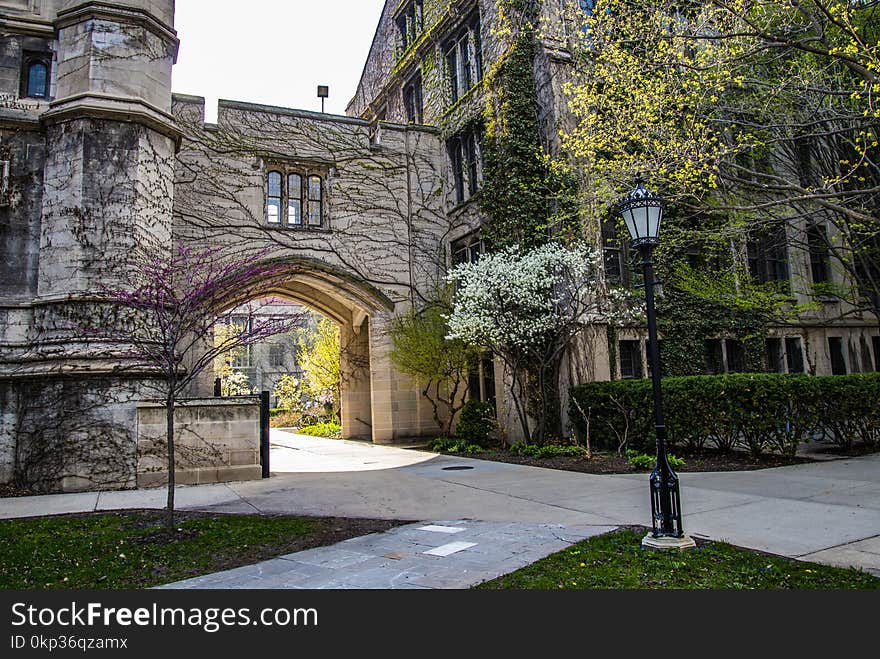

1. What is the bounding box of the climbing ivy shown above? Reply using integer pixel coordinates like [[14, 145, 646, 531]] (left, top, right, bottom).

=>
[[480, 2, 577, 250]]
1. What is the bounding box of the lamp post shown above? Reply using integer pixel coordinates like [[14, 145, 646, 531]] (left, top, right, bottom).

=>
[[617, 177, 695, 549]]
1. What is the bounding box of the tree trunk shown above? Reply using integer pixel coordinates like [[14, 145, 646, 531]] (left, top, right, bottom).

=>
[[165, 388, 176, 532]]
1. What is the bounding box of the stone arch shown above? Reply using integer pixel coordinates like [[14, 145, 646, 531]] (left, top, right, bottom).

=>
[[201, 255, 402, 443]]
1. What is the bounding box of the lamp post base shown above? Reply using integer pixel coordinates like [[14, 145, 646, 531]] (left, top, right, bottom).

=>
[[641, 533, 696, 550]]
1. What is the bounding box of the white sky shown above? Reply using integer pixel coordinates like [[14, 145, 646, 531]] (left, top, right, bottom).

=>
[[171, 1, 386, 121]]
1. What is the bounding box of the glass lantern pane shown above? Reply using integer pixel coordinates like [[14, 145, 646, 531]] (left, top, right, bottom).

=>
[[647, 205, 662, 240], [622, 208, 638, 242]]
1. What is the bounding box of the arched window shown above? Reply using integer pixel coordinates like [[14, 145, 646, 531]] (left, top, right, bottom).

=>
[[267, 171, 282, 224], [288, 173, 302, 225], [307, 175, 323, 226], [25, 60, 49, 99]]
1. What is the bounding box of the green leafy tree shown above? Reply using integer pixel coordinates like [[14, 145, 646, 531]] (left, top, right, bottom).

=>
[[389, 301, 479, 435], [562, 0, 880, 321], [297, 318, 341, 419]]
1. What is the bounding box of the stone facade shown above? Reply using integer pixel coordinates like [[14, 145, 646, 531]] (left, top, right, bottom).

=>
[[1, 0, 878, 490]]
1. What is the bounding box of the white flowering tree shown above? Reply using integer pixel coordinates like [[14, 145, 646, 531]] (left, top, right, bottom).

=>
[[447, 242, 638, 445]]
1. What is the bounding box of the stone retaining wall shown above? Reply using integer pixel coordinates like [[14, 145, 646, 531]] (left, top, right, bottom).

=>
[[136, 397, 262, 488]]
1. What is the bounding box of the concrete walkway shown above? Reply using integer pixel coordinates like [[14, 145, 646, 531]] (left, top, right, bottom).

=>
[[2, 431, 879, 586]]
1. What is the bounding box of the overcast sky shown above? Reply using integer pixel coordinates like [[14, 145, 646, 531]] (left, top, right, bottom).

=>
[[171, 1, 386, 121]]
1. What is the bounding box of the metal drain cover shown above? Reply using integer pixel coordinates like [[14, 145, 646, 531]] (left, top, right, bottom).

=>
[[442, 466, 474, 471]]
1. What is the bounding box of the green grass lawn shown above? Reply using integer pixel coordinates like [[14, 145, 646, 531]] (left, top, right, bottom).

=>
[[477, 528, 880, 590], [0, 511, 389, 589]]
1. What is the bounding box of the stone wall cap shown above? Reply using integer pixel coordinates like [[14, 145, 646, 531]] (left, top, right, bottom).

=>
[[136, 397, 261, 408]]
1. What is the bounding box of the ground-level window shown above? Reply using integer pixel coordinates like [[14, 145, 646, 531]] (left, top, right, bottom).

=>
[[266, 170, 323, 227], [705, 339, 724, 374], [873, 336, 880, 372], [828, 337, 847, 375], [785, 337, 805, 373], [468, 351, 496, 409], [618, 340, 643, 379], [451, 233, 485, 266], [725, 339, 745, 373], [765, 338, 784, 373]]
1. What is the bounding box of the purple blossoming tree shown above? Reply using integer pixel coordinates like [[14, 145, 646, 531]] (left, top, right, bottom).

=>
[[88, 245, 306, 530]]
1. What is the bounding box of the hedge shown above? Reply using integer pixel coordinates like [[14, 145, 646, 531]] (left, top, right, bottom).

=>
[[570, 373, 880, 457]]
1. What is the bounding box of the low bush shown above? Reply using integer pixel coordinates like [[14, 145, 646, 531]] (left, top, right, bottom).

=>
[[297, 422, 342, 438], [625, 450, 685, 470], [570, 373, 880, 457], [429, 437, 484, 454], [455, 400, 497, 447], [510, 443, 588, 459]]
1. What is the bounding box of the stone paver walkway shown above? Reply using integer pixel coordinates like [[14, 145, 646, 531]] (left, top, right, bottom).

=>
[[3, 432, 879, 584], [159, 521, 616, 589]]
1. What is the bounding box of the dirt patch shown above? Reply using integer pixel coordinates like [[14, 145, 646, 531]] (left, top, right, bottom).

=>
[[443, 448, 815, 474]]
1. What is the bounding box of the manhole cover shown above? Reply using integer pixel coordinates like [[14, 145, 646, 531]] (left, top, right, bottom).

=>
[[442, 466, 474, 471]]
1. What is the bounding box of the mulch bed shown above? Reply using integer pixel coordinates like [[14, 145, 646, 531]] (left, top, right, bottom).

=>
[[444, 448, 816, 475], [0, 483, 38, 498]]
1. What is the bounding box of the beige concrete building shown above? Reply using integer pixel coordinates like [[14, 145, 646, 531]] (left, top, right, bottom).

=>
[[1, 0, 877, 491]]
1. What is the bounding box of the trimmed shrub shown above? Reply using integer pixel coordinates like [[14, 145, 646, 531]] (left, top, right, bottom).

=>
[[509, 443, 588, 458], [455, 399, 497, 447], [570, 373, 880, 457], [297, 422, 342, 438]]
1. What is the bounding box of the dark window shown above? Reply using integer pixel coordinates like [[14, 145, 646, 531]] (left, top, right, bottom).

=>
[[873, 336, 880, 372], [794, 136, 816, 188], [23, 58, 49, 99], [765, 338, 784, 373], [619, 341, 643, 379], [481, 352, 496, 409], [725, 339, 745, 373], [860, 336, 873, 374], [288, 173, 302, 225], [602, 218, 628, 285], [396, 0, 424, 54], [403, 73, 423, 124], [308, 175, 323, 226], [808, 224, 831, 284], [468, 355, 481, 401], [705, 339, 724, 374], [828, 337, 847, 375], [747, 224, 789, 285], [447, 125, 482, 204], [266, 170, 323, 228], [269, 344, 285, 368], [445, 14, 482, 104], [452, 234, 484, 266], [785, 337, 805, 373]]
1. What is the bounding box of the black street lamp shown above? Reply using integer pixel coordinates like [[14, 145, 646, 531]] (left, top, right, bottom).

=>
[[618, 177, 695, 549]]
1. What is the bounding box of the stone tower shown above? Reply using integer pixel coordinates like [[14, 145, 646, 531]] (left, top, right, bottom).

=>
[[0, 1, 179, 491]]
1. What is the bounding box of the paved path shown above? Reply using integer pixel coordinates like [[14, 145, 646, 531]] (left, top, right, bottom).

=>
[[159, 521, 615, 589], [2, 431, 879, 586]]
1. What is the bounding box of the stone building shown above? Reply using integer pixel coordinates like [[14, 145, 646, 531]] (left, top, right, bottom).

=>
[[348, 0, 879, 387], [0, 0, 877, 491]]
